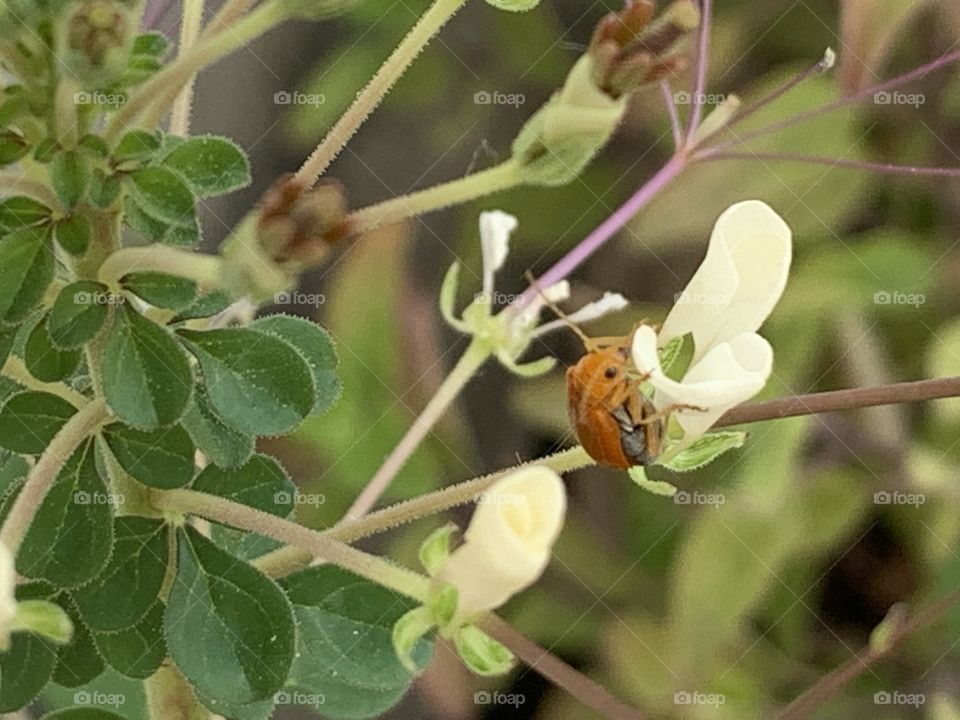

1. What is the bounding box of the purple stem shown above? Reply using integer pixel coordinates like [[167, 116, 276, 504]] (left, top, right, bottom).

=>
[[661, 80, 683, 148], [685, 0, 713, 140], [696, 150, 960, 177], [708, 47, 960, 153], [513, 153, 688, 310]]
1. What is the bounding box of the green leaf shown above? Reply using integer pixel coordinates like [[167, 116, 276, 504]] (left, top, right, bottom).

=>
[[659, 332, 694, 382], [24, 314, 82, 381], [0, 130, 29, 165], [627, 466, 678, 496], [100, 422, 195, 489], [281, 566, 432, 719], [112, 130, 161, 166], [101, 304, 193, 430], [454, 625, 514, 676], [51, 150, 90, 209], [0, 325, 16, 369], [123, 196, 200, 247], [251, 314, 340, 416], [47, 281, 111, 349], [392, 607, 436, 675], [181, 386, 254, 468], [0, 390, 76, 454], [161, 136, 251, 197], [127, 166, 196, 225], [54, 214, 92, 256], [178, 328, 314, 436], [661, 430, 748, 472], [418, 522, 457, 576], [94, 601, 166, 680], [88, 170, 122, 209], [170, 289, 230, 323], [71, 517, 169, 631], [132, 32, 169, 57], [0, 225, 54, 324], [53, 599, 105, 688], [121, 272, 197, 310], [192, 453, 294, 517], [0, 631, 57, 712], [13, 599, 74, 644], [165, 526, 296, 704], [77, 134, 109, 159], [0, 195, 51, 231], [18, 440, 113, 588]]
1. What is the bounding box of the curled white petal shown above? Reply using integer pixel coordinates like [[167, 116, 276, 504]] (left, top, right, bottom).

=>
[[0, 543, 16, 649], [660, 200, 791, 362], [535, 292, 628, 337], [515, 280, 571, 330], [479, 211, 518, 297], [439, 466, 566, 618]]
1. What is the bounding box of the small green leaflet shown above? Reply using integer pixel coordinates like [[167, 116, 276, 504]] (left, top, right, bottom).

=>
[[192, 453, 295, 518], [0, 225, 54, 324], [161, 135, 251, 197], [18, 439, 114, 588], [127, 166, 195, 224], [112, 130, 161, 167], [100, 422, 195, 489], [178, 328, 314, 437], [24, 314, 82, 382], [0, 630, 57, 712], [627, 466, 678, 496], [0, 196, 51, 231], [72, 517, 169, 632], [50, 150, 90, 209], [659, 332, 695, 382], [123, 196, 200, 247], [165, 527, 296, 704], [280, 566, 432, 720], [47, 281, 111, 349], [120, 272, 197, 310], [53, 214, 92, 256], [0, 390, 76, 454], [180, 386, 254, 468], [94, 601, 166, 679], [660, 430, 749, 472], [52, 598, 105, 688], [101, 304, 193, 430]]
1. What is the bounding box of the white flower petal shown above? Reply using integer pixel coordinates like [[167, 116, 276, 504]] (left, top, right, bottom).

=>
[[660, 200, 791, 362], [515, 280, 570, 330], [479, 210, 518, 297], [439, 466, 566, 618], [535, 292, 628, 336], [0, 543, 16, 649]]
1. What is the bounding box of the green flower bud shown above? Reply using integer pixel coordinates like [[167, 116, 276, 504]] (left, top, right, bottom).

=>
[[485, 0, 540, 12], [58, 0, 145, 87], [511, 55, 627, 186]]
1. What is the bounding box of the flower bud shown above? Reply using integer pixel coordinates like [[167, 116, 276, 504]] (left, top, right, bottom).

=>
[[438, 466, 566, 621], [58, 0, 145, 87]]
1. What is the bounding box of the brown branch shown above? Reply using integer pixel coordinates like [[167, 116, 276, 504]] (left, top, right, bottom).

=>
[[715, 376, 960, 428], [480, 614, 645, 720], [778, 588, 960, 720]]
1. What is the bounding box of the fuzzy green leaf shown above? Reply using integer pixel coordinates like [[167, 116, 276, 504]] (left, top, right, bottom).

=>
[[120, 272, 197, 310], [0, 390, 76, 454], [51, 150, 90, 209], [53, 214, 92, 256], [0, 196, 51, 231], [94, 601, 166, 680], [0, 630, 57, 711], [47, 281, 111, 349], [180, 386, 254, 468], [0, 225, 54, 324], [24, 314, 82, 381], [127, 166, 195, 225], [192, 453, 294, 517], [661, 430, 749, 472], [52, 599, 105, 688], [100, 422, 195, 489], [161, 136, 251, 197]]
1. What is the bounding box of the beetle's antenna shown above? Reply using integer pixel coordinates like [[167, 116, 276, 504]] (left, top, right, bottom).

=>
[[524, 271, 596, 351]]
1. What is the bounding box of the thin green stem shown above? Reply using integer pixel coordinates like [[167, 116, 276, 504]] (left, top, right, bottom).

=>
[[105, 0, 290, 140], [98, 245, 223, 290], [169, 0, 206, 136], [1, 356, 89, 408], [346, 160, 524, 234], [202, 0, 260, 37], [0, 399, 110, 553], [153, 489, 431, 600], [345, 338, 491, 521], [293, 0, 469, 186], [254, 446, 594, 577]]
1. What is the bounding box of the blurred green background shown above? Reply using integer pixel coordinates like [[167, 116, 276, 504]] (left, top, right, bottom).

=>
[[157, 0, 960, 717]]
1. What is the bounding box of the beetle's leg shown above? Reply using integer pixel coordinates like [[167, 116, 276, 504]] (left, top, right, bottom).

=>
[[634, 402, 706, 426], [606, 378, 642, 407]]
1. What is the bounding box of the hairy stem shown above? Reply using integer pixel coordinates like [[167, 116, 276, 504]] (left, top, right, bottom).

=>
[[684, 0, 712, 141], [98, 245, 223, 290], [1, 356, 89, 408], [202, 0, 259, 36], [169, 0, 205, 136], [0, 172, 59, 206], [0, 399, 109, 553], [344, 338, 491, 520], [481, 615, 645, 720], [293, 0, 469, 185], [346, 161, 523, 235], [153, 489, 432, 600]]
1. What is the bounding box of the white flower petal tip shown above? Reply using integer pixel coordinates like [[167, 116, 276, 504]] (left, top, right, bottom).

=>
[[0, 542, 16, 649], [820, 47, 837, 71], [479, 211, 518, 295], [438, 466, 566, 619]]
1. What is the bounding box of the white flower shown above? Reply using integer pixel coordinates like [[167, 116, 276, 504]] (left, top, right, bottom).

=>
[[0, 542, 16, 651], [439, 466, 566, 620], [632, 200, 792, 445]]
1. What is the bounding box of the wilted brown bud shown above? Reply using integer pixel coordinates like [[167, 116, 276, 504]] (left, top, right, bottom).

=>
[[589, 0, 700, 99], [61, 0, 142, 86], [257, 174, 350, 266]]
